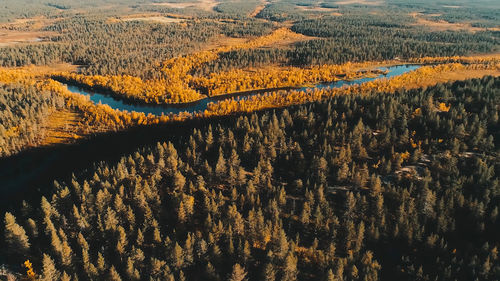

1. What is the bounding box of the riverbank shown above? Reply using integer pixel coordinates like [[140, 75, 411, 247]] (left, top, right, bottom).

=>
[[61, 65, 417, 115]]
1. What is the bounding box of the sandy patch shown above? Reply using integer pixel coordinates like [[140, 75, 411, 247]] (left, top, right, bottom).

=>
[[424, 13, 442, 17], [262, 32, 319, 48], [335, 0, 383, 5], [151, 0, 218, 12], [443, 5, 461, 9], [2, 64, 80, 76], [203, 35, 251, 50], [296, 5, 342, 14], [0, 17, 59, 30], [0, 29, 57, 47], [108, 13, 190, 24], [123, 16, 185, 23], [410, 12, 499, 33]]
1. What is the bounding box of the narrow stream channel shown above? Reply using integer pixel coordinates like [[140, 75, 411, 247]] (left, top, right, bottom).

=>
[[63, 64, 421, 115]]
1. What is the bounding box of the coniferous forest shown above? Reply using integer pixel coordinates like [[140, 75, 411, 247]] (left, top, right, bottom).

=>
[[0, 0, 499, 280], [2, 77, 500, 281]]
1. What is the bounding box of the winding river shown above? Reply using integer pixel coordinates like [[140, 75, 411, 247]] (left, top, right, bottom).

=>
[[0, 64, 423, 212], [64, 64, 421, 115]]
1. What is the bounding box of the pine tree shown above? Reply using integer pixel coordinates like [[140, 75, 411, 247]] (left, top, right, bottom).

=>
[[109, 266, 122, 281], [173, 242, 184, 269], [61, 271, 71, 281], [228, 264, 247, 281], [282, 253, 298, 281], [263, 262, 276, 281], [4, 212, 30, 254], [326, 269, 335, 281], [39, 254, 60, 281], [215, 148, 227, 178]]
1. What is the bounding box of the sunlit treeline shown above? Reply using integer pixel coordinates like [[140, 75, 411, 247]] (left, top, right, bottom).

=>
[[192, 63, 385, 96], [1, 58, 498, 156], [410, 56, 500, 66], [52, 28, 314, 105], [203, 63, 499, 116]]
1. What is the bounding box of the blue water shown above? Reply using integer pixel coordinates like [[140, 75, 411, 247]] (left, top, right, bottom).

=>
[[64, 64, 421, 115]]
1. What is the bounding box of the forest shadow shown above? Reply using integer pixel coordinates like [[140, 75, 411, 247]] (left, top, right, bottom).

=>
[[0, 115, 237, 212]]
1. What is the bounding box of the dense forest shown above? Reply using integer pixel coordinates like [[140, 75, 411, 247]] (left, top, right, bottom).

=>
[[1, 1, 499, 280], [0, 17, 274, 79], [0, 83, 65, 157], [2, 77, 499, 280], [1, 1, 499, 79]]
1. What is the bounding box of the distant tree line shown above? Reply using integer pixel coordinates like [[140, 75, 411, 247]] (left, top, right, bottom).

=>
[[0, 16, 274, 80]]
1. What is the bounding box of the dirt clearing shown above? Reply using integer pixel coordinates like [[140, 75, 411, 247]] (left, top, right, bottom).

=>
[[410, 12, 500, 32], [122, 16, 185, 23], [334, 0, 383, 5], [296, 5, 342, 15], [151, 0, 218, 12], [0, 30, 57, 47]]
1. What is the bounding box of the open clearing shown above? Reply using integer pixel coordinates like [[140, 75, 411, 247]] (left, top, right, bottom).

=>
[[40, 109, 85, 146], [404, 68, 500, 90], [0, 17, 58, 30], [151, 0, 218, 12], [0, 29, 57, 47], [410, 12, 500, 32], [204, 35, 250, 50], [0, 17, 58, 47], [296, 5, 342, 15], [334, 0, 383, 5], [122, 16, 185, 23], [262, 32, 319, 48], [107, 13, 189, 24], [15, 63, 79, 74], [204, 29, 319, 51]]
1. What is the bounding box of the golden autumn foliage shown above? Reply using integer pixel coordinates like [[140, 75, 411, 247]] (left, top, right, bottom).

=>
[[410, 55, 500, 66], [0, 67, 174, 136], [159, 27, 303, 76], [52, 73, 203, 104], [1, 55, 499, 153], [438, 102, 450, 112], [203, 62, 500, 116], [24, 260, 36, 279], [52, 28, 336, 105], [191, 63, 385, 96], [54, 29, 500, 108]]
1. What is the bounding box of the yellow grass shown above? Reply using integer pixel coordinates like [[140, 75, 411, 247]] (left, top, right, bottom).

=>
[[410, 12, 500, 32], [296, 5, 342, 15], [334, 0, 383, 5], [0, 29, 58, 47], [203, 35, 251, 50], [7, 64, 79, 76], [0, 17, 59, 30], [151, 0, 218, 11], [122, 16, 185, 23], [195, 27, 318, 54], [402, 69, 500, 90], [40, 109, 85, 146]]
